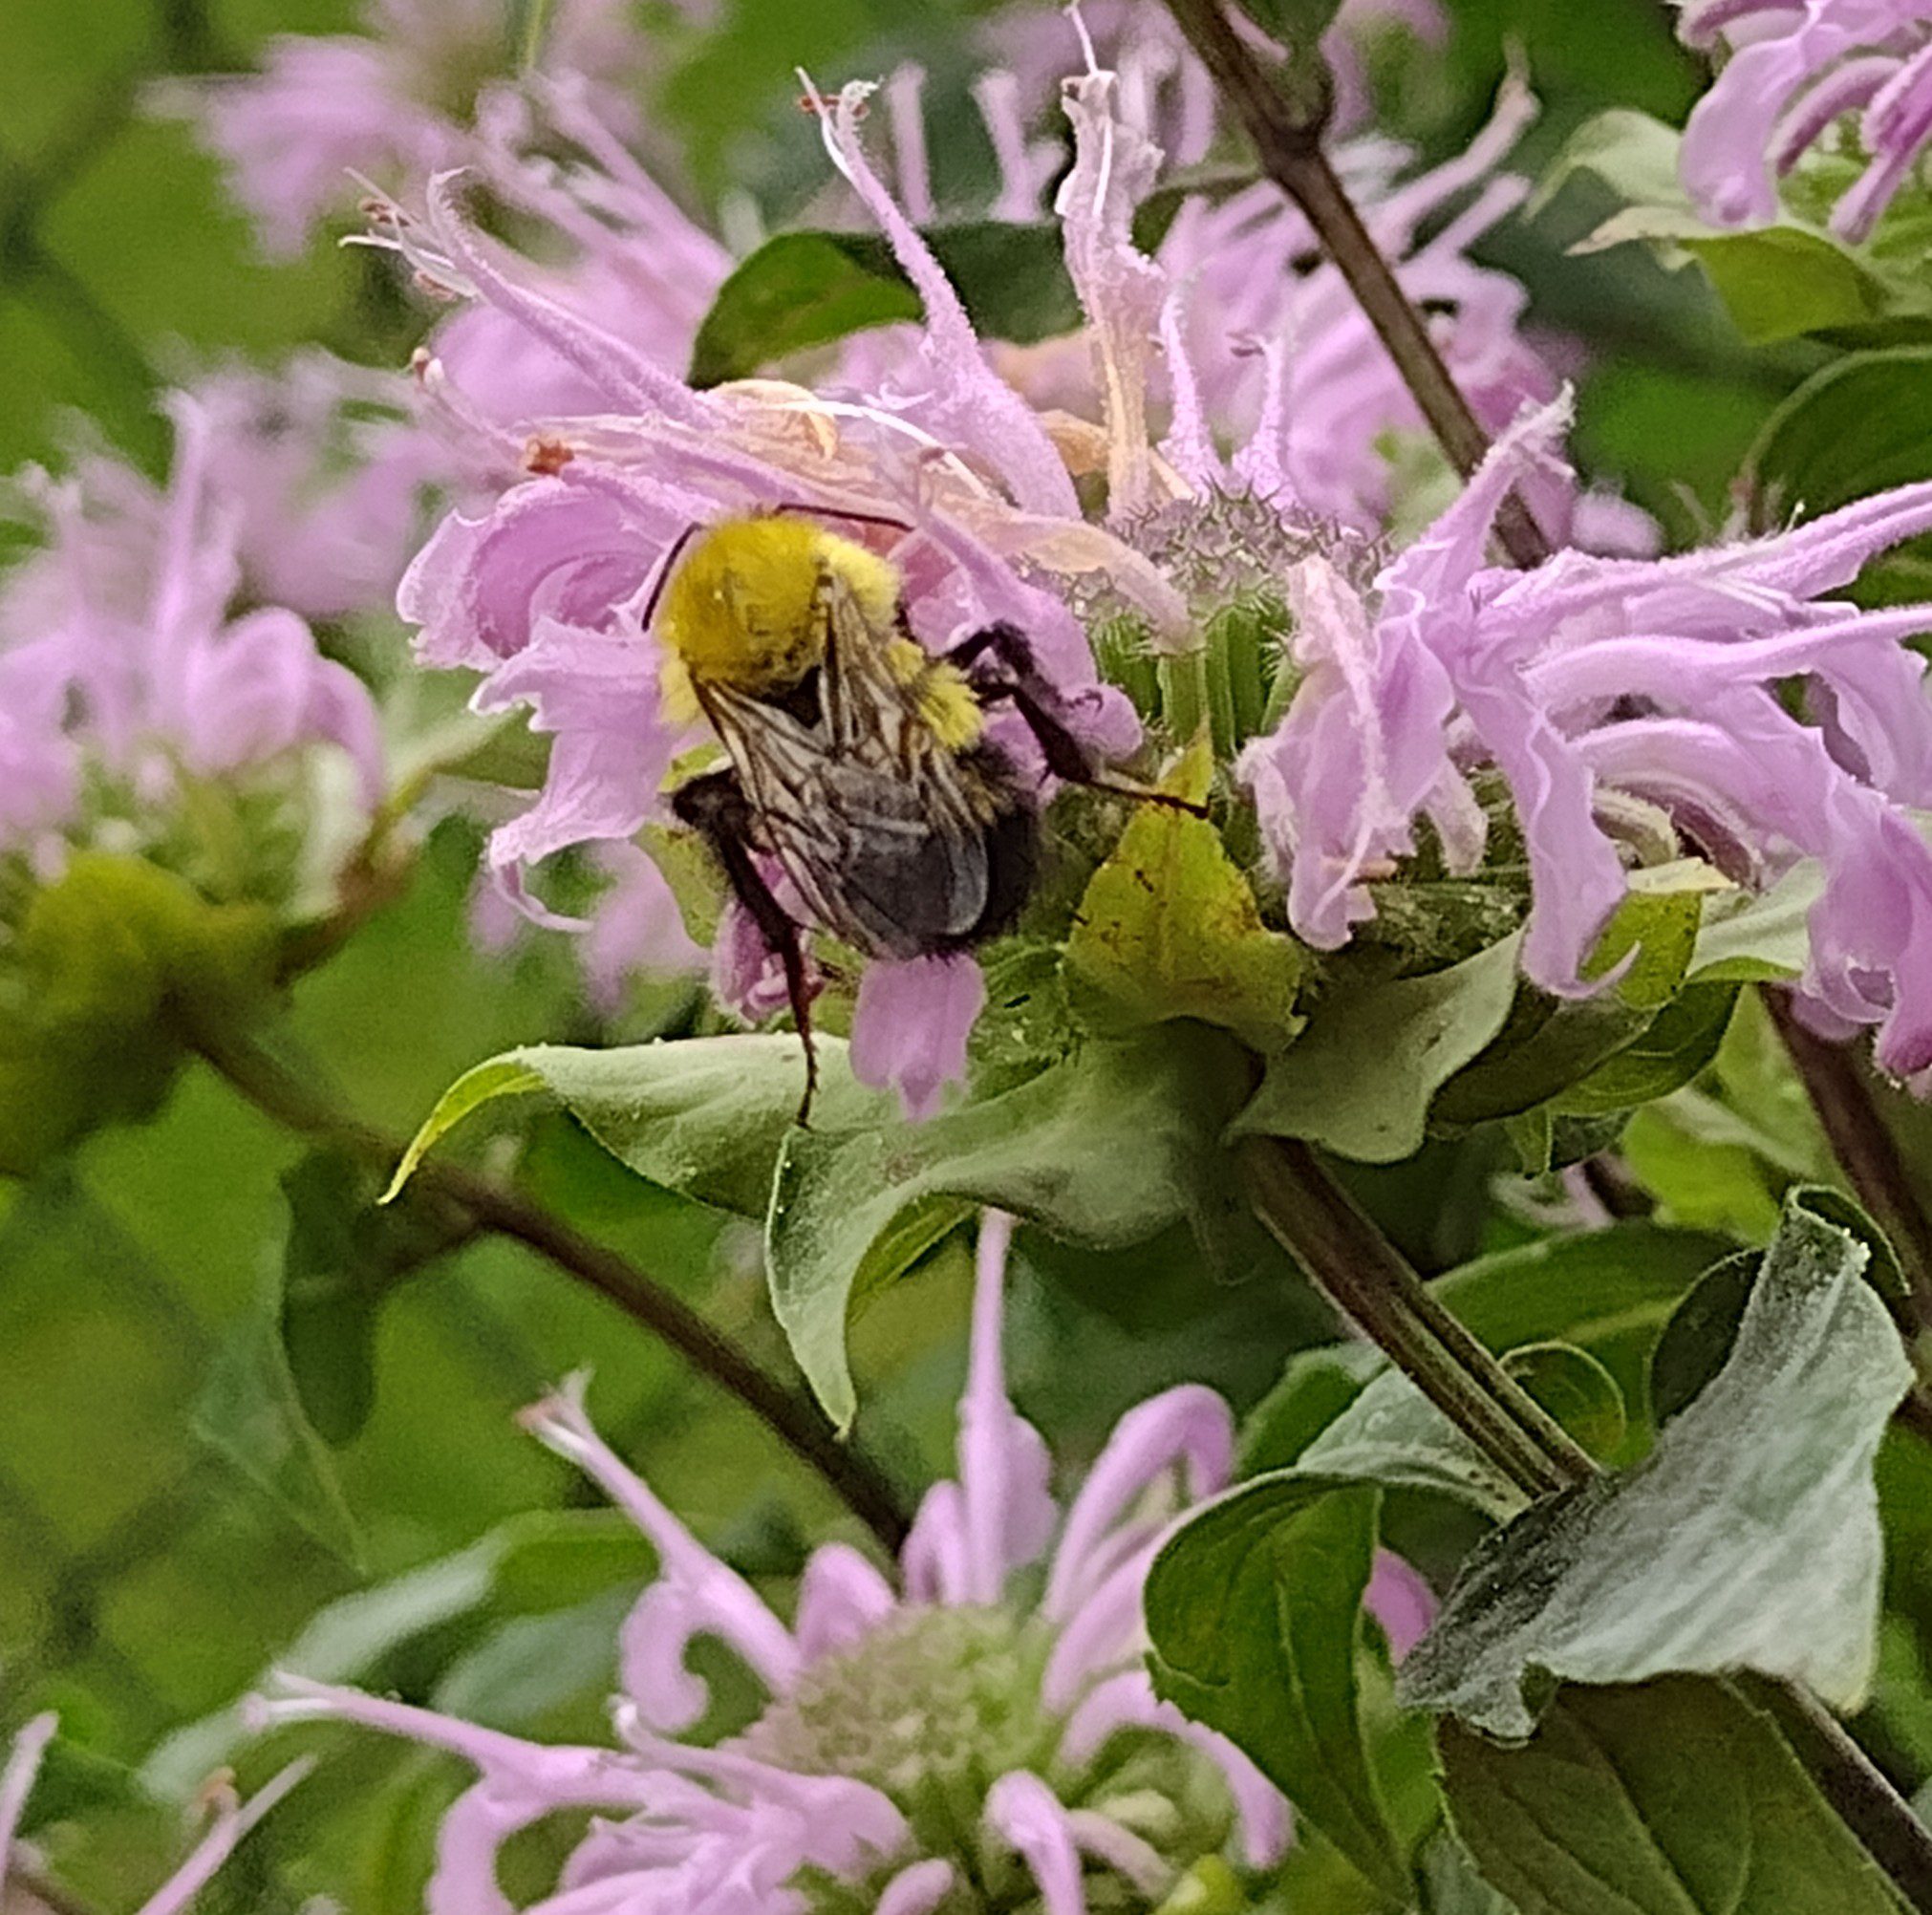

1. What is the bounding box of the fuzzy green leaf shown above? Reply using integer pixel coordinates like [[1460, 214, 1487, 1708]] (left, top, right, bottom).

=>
[[1231, 936, 1523, 1162], [1296, 1344, 1625, 1520], [1399, 1197, 1911, 1736]]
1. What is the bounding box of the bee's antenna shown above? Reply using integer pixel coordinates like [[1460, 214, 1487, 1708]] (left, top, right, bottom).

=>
[[771, 501, 915, 539], [639, 522, 701, 633]]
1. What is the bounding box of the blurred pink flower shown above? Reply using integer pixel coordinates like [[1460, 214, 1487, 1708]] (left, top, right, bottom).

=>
[[986, 0, 1449, 164], [0, 1712, 306, 1915], [249, 1213, 1429, 1911], [961, 21, 1635, 549], [1674, 0, 1932, 242], [166, 0, 653, 255], [191, 350, 434, 622], [0, 397, 384, 857]]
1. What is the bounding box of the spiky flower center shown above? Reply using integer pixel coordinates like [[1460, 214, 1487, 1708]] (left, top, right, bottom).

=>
[[733, 1604, 1241, 1913]]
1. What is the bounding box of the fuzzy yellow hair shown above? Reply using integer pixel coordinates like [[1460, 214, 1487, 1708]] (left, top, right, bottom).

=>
[[655, 517, 901, 716]]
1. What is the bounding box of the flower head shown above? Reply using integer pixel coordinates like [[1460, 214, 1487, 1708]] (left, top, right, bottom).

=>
[[1240, 392, 1932, 1081], [1673, 0, 1932, 241], [165, 0, 654, 255], [0, 1711, 307, 1915], [973, 11, 1615, 547], [247, 1213, 1429, 1910], [0, 395, 385, 875]]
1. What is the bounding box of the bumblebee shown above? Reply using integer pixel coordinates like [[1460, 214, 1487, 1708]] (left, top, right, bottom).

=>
[[654, 513, 1177, 1121]]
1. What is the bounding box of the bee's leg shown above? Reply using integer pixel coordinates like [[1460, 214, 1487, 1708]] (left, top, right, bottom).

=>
[[671, 771, 820, 1126], [950, 623, 1209, 819]]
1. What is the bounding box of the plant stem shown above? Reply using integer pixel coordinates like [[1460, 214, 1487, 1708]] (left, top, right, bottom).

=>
[[1246, 1138, 1932, 1911], [191, 1024, 911, 1552], [1747, 1674, 1932, 1910], [1764, 988, 1932, 1327], [1241, 1135, 1595, 1499], [1162, 2, 1932, 1897], [1159, 0, 1550, 569]]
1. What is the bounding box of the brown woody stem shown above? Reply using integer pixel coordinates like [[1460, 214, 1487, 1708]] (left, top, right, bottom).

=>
[[1159, 0, 1551, 568]]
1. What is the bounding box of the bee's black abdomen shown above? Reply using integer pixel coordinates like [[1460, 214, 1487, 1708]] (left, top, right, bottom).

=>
[[957, 792, 1038, 948]]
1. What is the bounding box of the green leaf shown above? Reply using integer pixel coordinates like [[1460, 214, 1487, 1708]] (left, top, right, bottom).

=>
[[1238, 1344, 1385, 1475], [282, 1151, 468, 1443], [1065, 736, 1304, 1052], [1748, 347, 1932, 517], [1645, 1245, 1761, 1430], [688, 223, 1079, 388], [1792, 1184, 1909, 1301], [1417, 1829, 1519, 1914], [1503, 1345, 1628, 1461], [1242, 1225, 1730, 1475], [768, 1025, 1249, 1428], [1436, 1223, 1738, 1440], [1533, 108, 1690, 226], [1399, 1196, 1911, 1736], [1428, 878, 1707, 1130], [1297, 1370, 1525, 1521], [1231, 936, 1523, 1162], [193, 1292, 364, 1569], [1650, 1190, 1908, 1425], [1540, 109, 1914, 345], [1621, 994, 1836, 1241], [1552, 982, 1738, 1118], [1586, 873, 1714, 1009], [383, 1054, 551, 1200], [1745, 350, 1932, 600], [388, 1034, 885, 1215], [1439, 1678, 1907, 1914], [1296, 1344, 1625, 1520], [1682, 227, 1894, 344], [1687, 863, 1820, 983], [1147, 1477, 1408, 1896]]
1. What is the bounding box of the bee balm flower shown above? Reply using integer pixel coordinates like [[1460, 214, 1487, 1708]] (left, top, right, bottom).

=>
[[247, 1215, 1429, 1912], [1240, 392, 1932, 1083], [0, 1712, 307, 1915]]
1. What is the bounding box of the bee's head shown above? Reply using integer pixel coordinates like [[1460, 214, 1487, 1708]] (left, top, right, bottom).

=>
[[653, 515, 901, 713]]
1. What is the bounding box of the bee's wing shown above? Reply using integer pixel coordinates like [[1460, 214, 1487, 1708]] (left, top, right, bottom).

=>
[[703, 573, 998, 960]]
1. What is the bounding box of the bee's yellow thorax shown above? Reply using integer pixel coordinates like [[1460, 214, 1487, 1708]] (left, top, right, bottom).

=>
[[885, 637, 985, 751], [655, 518, 901, 721]]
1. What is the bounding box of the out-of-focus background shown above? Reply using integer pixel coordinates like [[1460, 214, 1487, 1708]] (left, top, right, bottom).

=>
[[0, 0, 1810, 1904]]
